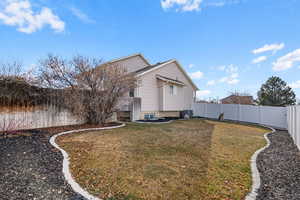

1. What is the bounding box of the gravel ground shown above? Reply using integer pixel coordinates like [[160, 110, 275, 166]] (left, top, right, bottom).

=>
[[0, 131, 86, 200], [257, 130, 300, 200]]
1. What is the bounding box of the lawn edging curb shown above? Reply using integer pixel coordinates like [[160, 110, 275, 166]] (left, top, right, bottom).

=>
[[49, 123, 126, 200], [245, 125, 276, 200], [133, 120, 174, 124]]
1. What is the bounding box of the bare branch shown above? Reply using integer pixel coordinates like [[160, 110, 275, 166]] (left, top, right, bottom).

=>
[[37, 54, 137, 125]]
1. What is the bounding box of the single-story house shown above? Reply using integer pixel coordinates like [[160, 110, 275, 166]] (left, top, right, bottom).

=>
[[108, 54, 199, 121], [220, 95, 254, 105]]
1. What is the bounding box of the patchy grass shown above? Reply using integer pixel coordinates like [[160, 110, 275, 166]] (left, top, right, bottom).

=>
[[57, 119, 269, 200]]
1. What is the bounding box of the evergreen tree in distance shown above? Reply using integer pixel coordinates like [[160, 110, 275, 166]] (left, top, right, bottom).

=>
[[257, 76, 296, 106]]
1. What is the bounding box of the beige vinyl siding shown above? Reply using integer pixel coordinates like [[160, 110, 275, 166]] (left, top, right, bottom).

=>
[[164, 84, 185, 111], [113, 55, 149, 73], [137, 62, 196, 112], [158, 81, 164, 111]]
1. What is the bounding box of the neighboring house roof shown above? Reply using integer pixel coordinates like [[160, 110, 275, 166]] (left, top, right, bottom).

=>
[[135, 59, 199, 90], [196, 100, 209, 103], [108, 53, 151, 66], [221, 95, 254, 105], [156, 74, 185, 86]]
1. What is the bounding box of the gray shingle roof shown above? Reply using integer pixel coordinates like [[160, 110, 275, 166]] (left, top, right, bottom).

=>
[[134, 60, 172, 75]]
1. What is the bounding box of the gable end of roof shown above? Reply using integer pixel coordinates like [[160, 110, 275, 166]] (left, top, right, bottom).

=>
[[136, 59, 198, 90], [108, 53, 150, 66]]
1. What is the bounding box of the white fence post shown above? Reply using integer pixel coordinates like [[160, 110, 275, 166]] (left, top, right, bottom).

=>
[[293, 107, 297, 144], [283, 105, 300, 150], [220, 104, 223, 116], [258, 106, 262, 125], [238, 104, 241, 122], [295, 106, 299, 149]]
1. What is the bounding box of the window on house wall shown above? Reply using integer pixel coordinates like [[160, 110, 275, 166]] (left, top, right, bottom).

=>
[[129, 89, 134, 97], [170, 85, 177, 95]]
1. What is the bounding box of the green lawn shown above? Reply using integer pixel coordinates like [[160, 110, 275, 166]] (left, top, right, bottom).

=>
[[57, 119, 268, 200]]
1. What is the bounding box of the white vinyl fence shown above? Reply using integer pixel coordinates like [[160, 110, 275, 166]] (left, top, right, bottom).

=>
[[287, 106, 300, 149], [192, 103, 287, 129]]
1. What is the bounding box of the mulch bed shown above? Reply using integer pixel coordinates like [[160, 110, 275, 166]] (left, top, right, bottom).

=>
[[0, 123, 120, 200], [256, 130, 300, 200]]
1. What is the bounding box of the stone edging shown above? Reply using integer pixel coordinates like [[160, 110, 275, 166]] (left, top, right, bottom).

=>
[[245, 126, 276, 200], [133, 120, 174, 124], [49, 124, 126, 200]]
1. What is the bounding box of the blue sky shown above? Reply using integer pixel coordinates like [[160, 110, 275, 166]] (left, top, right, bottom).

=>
[[1, 0, 300, 100]]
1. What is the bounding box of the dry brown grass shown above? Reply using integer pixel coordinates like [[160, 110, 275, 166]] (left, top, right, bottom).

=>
[[57, 119, 269, 200]]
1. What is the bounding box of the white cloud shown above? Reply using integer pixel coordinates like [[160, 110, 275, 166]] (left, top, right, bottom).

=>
[[196, 90, 211, 98], [161, 0, 240, 11], [206, 2, 225, 7], [189, 70, 204, 79], [227, 78, 239, 84], [219, 75, 239, 85], [161, 0, 203, 12], [70, 6, 95, 24], [207, 80, 216, 86], [218, 64, 239, 85], [225, 64, 238, 73], [204, 0, 240, 7], [217, 65, 226, 71], [188, 64, 195, 68], [289, 80, 300, 89], [273, 49, 300, 71], [218, 64, 238, 73], [252, 43, 285, 54], [0, 0, 65, 34], [252, 56, 267, 64], [211, 64, 240, 85]]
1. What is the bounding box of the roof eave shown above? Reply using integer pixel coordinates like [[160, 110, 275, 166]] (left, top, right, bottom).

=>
[[136, 59, 199, 90], [108, 53, 151, 66], [156, 75, 185, 86]]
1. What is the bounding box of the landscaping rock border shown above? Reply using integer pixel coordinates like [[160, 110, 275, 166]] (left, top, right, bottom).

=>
[[134, 120, 174, 124], [0, 132, 86, 200], [49, 123, 126, 200], [245, 126, 275, 200], [256, 130, 300, 200]]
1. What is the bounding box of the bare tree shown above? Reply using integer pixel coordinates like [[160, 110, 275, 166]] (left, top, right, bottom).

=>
[[0, 61, 26, 136], [228, 90, 252, 97], [0, 61, 22, 78], [206, 97, 219, 104], [0, 117, 26, 137], [37, 54, 137, 125]]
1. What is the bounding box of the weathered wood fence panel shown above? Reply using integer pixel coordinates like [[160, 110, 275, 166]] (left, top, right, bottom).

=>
[[0, 106, 83, 131]]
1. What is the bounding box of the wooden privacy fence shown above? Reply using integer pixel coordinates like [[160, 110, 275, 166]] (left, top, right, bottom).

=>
[[0, 106, 84, 131], [0, 79, 84, 132], [287, 106, 300, 149], [192, 103, 287, 129]]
